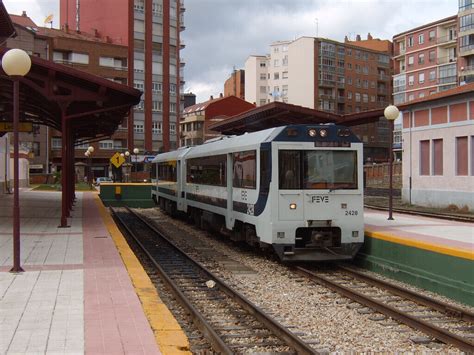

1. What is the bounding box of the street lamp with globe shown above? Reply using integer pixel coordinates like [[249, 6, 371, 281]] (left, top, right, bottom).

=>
[[384, 105, 400, 221], [2, 48, 32, 273], [133, 148, 139, 182]]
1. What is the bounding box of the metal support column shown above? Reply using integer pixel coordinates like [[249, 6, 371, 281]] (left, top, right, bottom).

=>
[[59, 110, 69, 228]]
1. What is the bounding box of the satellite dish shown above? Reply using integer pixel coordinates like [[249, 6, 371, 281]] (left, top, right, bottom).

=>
[[44, 14, 54, 24]]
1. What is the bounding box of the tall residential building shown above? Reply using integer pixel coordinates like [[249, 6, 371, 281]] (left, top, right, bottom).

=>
[[392, 16, 458, 105], [244, 36, 393, 161], [224, 69, 245, 100], [459, 0, 474, 83], [60, 0, 185, 153]]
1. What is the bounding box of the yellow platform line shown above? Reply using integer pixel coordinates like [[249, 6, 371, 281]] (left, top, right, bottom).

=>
[[94, 193, 190, 354], [365, 229, 474, 261]]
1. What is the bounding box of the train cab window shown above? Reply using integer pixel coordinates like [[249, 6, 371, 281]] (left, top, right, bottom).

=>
[[150, 164, 157, 183], [233, 150, 256, 189], [279, 150, 301, 189], [304, 151, 357, 189]]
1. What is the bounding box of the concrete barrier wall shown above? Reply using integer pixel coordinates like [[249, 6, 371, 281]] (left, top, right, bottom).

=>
[[99, 183, 154, 208]]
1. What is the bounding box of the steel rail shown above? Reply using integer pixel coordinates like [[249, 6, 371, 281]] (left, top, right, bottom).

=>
[[338, 265, 474, 323], [111, 207, 232, 354], [114, 207, 317, 355], [364, 204, 474, 223], [296, 266, 474, 353]]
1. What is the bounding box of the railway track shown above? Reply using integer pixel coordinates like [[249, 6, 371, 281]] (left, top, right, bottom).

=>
[[111, 206, 317, 354], [295, 265, 474, 352], [364, 204, 474, 223]]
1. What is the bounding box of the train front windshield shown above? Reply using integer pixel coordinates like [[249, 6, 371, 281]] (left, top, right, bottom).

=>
[[279, 150, 357, 190]]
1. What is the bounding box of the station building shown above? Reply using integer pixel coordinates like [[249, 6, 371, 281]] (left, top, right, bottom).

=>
[[398, 83, 474, 209]]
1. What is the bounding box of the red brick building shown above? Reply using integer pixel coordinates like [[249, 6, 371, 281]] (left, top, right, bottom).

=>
[[180, 95, 255, 146], [224, 69, 245, 100]]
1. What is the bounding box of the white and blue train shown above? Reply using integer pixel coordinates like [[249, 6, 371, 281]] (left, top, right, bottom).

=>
[[151, 124, 364, 262]]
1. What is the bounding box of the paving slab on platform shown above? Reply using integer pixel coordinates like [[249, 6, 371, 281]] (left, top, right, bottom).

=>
[[0, 190, 164, 354]]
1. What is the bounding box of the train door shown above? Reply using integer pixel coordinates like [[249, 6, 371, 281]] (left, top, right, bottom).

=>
[[226, 153, 233, 229]]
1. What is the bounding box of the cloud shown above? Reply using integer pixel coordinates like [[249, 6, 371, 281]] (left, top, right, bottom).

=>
[[3, 0, 59, 27], [182, 0, 456, 102]]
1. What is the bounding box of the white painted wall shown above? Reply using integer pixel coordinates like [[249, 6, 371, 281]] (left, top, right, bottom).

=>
[[268, 41, 291, 103], [402, 115, 474, 209], [288, 37, 315, 109], [244, 55, 268, 106]]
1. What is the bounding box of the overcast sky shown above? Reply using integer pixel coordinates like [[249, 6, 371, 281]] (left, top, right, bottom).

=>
[[4, 0, 457, 103]]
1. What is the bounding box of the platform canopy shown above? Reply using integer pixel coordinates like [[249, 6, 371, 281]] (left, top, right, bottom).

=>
[[209, 101, 386, 135], [0, 47, 141, 142]]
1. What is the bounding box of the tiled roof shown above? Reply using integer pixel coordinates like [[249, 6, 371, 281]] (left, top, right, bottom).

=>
[[183, 96, 227, 114], [398, 83, 474, 109]]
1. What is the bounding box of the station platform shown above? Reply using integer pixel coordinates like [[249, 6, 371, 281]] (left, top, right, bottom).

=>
[[0, 190, 189, 354], [360, 208, 474, 306]]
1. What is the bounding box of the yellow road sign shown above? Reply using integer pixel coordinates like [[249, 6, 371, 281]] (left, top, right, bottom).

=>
[[110, 152, 125, 168], [0, 122, 33, 132]]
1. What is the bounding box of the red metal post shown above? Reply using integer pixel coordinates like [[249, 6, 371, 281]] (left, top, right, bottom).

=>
[[10, 78, 24, 273], [60, 109, 69, 228], [388, 119, 394, 220]]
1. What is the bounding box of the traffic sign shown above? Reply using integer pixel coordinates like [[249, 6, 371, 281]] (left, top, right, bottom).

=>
[[110, 152, 125, 168]]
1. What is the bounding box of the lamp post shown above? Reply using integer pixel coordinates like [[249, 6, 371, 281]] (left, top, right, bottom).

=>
[[124, 150, 130, 182], [86, 146, 94, 187], [2, 48, 32, 273], [133, 148, 139, 182], [384, 105, 400, 221]]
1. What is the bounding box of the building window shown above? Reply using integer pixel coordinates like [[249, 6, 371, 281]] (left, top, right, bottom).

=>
[[420, 140, 430, 175], [134, 123, 144, 133], [419, 92, 425, 98], [152, 121, 162, 134], [408, 94, 415, 101], [429, 70, 436, 81], [274, 72, 279, 80], [429, 50, 435, 63], [170, 123, 176, 134], [274, 59, 280, 67], [347, 91, 352, 99], [408, 75, 414, 86], [362, 94, 368, 103], [260, 86, 266, 94], [282, 71, 288, 79], [408, 56, 414, 66], [429, 30, 436, 41], [355, 93, 361, 102], [134, 59, 144, 73], [407, 36, 414, 47], [347, 77, 352, 85], [152, 101, 162, 112], [259, 99, 267, 106], [418, 53, 425, 64], [259, 62, 266, 68], [419, 72, 425, 84], [99, 140, 114, 150], [52, 137, 62, 149], [282, 55, 288, 66], [170, 103, 177, 113], [433, 139, 443, 175], [152, 82, 162, 92], [134, 80, 144, 90], [371, 95, 376, 102], [170, 83, 177, 94], [456, 136, 468, 176], [418, 34, 424, 44], [260, 73, 266, 80]]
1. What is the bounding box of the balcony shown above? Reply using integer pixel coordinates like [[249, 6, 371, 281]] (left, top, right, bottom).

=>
[[377, 74, 389, 81], [437, 56, 457, 64], [337, 96, 345, 103], [180, 40, 185, 49], [180, 0, 185, 12], [180, 24, 186, 31], [460, 43, 474, 56], [319, 94, 335, 100], [180, 58, 185, 67], [318, 79, 335, 87], [377, 88, 387, 95], [460, 65, 474, 77], [439, 75, 457, 85], [437, 34, 457, 46]]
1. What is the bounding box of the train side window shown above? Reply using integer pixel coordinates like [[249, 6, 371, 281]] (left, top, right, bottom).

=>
[[260, 149, 270, 193], [279, 150, 301, 189], [233, 150, 256, 189], [186, 155, 226, 186]]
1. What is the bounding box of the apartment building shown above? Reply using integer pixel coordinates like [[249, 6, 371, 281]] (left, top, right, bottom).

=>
[[60, 0, 185, 153], [459, 0, 474, 83], [3, 13, 49, 174], [392, 16, 458, 105], [244, 36, 393, 161], [180, 95, 254, 146], [224, 69, 245, 100], [6, 12, 132, 179]]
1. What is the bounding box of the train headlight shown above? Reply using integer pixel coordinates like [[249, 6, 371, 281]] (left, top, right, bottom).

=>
[[308, 128, 317, 137], [289, 203, 297, 210], [319, 129, 328, 137]]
